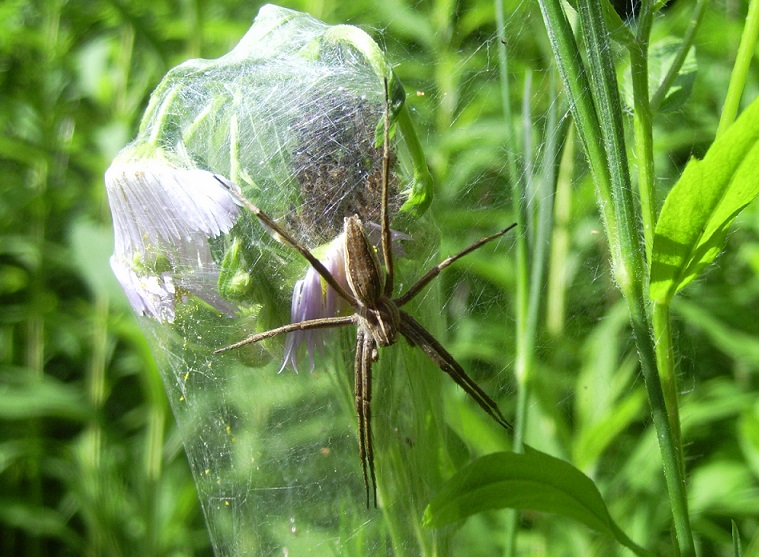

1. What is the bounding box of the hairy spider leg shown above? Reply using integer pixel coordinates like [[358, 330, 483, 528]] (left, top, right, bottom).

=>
[[213, 315, 357, 353], [394, 223, 517, 308], [355, 329, 379, 507], [381, 78, 394, 297], [214, 176, 358, 309], [399, 312, 511, 430]]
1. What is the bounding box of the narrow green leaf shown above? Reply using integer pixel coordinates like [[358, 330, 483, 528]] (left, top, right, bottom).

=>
[[0, 370, 93, 421], [732, 520, 743, 557], [423, 450, 653, 557], [564, 0, 635, 46], [0, 499, 80, 546], [650, 95, 759, 303]]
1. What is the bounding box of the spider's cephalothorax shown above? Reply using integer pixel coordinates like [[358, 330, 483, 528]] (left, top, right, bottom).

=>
[[345, 215, 401, 348], [358, 299, 401, 349], [215, 79, 515, 507]]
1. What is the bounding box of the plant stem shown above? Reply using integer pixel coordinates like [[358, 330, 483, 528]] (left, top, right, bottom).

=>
[[495, 0, 520, 188], [631, 0, 689, 493], [496, 3, 530, 550], [536, 0, 619, 244], [397, 106, 435, 216], [499, 54, 564, 557], [576, 0, 695, 553], [717, 0, 759, 137], [652, 301, 684, 469], [629, 4, 655, 262], [538, 0, 696, 553], [546, 124, 574, 337]]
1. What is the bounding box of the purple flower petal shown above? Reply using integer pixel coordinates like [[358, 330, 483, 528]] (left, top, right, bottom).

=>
[[106, 157, 241, 321]]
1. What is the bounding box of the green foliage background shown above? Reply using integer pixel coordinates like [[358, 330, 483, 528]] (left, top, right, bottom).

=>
[[1, 0, 758, 555]]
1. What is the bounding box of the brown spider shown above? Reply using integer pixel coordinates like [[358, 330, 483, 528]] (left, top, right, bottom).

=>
[[215, 81, 514, 507]]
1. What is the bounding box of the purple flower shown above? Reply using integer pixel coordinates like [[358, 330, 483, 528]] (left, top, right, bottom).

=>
[[280, 235, 350, 372], [106, 157, 241, 321]]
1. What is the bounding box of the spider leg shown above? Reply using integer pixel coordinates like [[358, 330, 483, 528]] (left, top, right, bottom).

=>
[[354, 329, 369, 505], [363, 334, 378, 508], [213, 315, 357, 354], [354, 328, 378, 508], [214, 176, 358, 308], [399, 311, 511, 430], [394, 223, 517, 307], [380, 78, 394, 298]]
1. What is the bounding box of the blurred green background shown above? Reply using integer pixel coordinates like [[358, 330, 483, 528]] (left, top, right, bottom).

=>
[[2, 0, 759, 555]]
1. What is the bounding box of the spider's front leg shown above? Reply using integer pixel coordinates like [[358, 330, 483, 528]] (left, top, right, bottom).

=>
[[213, 315, 357, 353]]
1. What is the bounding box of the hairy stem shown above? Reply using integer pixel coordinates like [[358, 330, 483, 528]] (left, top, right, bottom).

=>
[[717, 0, 759, 137], [629, 5, 655, 262]]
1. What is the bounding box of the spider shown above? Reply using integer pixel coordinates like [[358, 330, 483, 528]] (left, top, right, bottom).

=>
[[214, 80, 515, 507]]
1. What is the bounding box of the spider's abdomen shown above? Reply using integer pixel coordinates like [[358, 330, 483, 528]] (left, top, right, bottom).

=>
[[344, 215, 384, 305]]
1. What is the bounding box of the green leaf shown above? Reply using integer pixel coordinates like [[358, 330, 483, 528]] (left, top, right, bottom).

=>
[[640, 37, 697, 113], [650, 95, 759, 303], [733, 520, 743, 557], [0, 499, 80, 546], [423, 449, 653, 557], [0, 370, 93, 421]]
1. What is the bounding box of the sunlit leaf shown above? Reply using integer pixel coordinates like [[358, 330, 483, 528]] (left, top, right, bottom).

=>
[[650, 95, 759, 303], [423, 449, 653, 556]]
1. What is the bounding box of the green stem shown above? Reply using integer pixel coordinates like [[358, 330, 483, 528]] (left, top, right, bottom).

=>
[[539, 0, 696, 553], [495, 0, 519, 187], [536, 0, 619, 243], [629, 6, 656, 262], [496, 3, 530, 553], [546, 124, 574, 337], [717, 0, 759, 137], [501, 59, 564, 557], [629, 298, 693, 557], [652, 302, 684, 472], [397, 105, 435, 216], [631, 0, 688, 497], [575, 0, 695, 554], [502, 112, 531, 557], [511, 74, 533, 449]]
